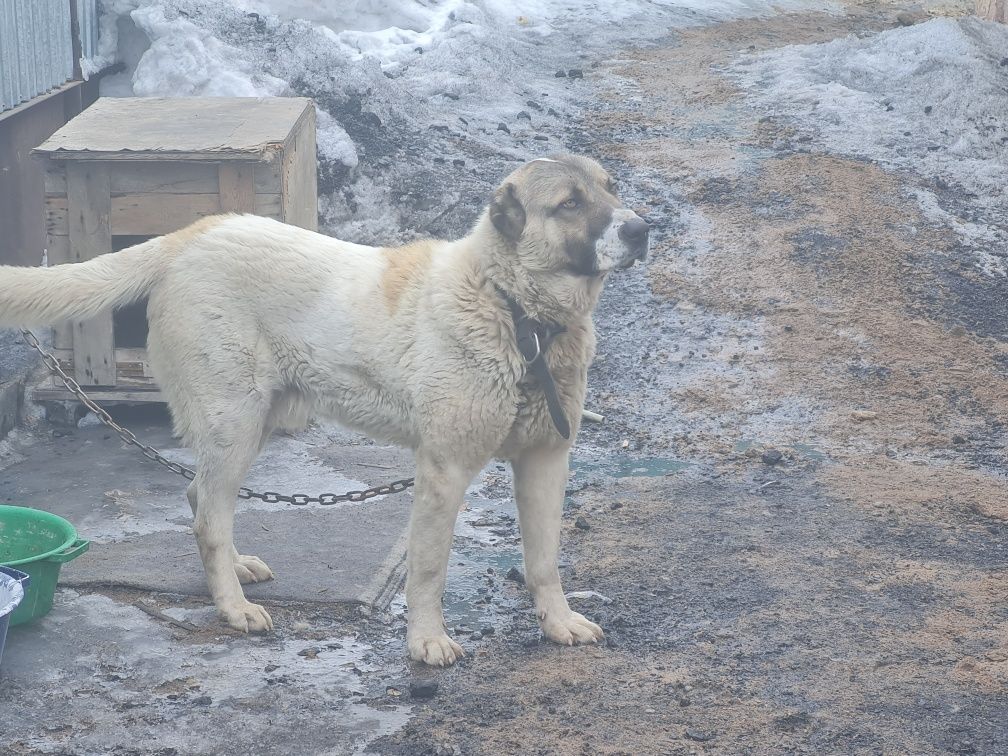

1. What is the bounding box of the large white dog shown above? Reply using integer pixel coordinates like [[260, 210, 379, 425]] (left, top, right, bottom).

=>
[[0, 154, 650, 666]]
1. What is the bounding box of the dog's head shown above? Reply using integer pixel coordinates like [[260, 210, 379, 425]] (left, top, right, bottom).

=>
[[489, 155, 651, 277]]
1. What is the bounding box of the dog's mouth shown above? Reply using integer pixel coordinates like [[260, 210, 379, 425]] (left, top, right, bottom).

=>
[[615, 242, 648, 270]]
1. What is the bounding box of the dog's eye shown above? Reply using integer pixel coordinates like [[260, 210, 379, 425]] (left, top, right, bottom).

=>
[[606, 180, 618, 194], [560, 198, 578, 210]]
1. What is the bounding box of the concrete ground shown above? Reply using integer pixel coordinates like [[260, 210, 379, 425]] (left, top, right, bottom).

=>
[[2, 2, 1007, 755]]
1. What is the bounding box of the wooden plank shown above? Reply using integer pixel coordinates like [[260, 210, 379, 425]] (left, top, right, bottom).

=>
[[254, 161, 282, 194], [219, 163, 255, 213], [48, 193, 280, 235], [44, 161, 66, 196], [42, 150, 283, 163], [281, 105, 318, 231], [48, 194, 223, 236], [253, 194, 282, 219], [67, 162, 116, 386], [46, 196, 69, 237], [111, 193, 222, 235], [46, 235, 74, 350], [53, 159, 278, 197], [52, 347, 157, 387], [113, 346, 157, 385], [111, 162, 219, 194], [34, 387, 164, 404]]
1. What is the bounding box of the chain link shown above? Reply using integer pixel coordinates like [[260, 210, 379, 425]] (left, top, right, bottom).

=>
[[20, 329, 414, 506]]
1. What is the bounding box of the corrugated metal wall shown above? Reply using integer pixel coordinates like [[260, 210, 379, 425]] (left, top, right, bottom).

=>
[[77, 0, 100, 62], [0, 0, 101, 114]]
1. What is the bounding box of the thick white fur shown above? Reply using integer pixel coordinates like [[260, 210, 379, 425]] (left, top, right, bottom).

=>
[[0, 157, 644, 665]]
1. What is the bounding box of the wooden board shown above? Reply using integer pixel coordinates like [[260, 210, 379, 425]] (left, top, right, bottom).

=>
[[34, 387, 164, 404], [66, 162, 116, 386], [46, 193, 283, 235], [51, 347, 157, 388], [45, 235, 74, 350], [46, 160, 283, 195], [218, 163, 255, 214], [34, 97, 314, 162], [281, 105, 318, 230]]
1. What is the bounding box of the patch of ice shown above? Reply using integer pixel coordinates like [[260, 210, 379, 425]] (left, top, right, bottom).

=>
[[2, 592, 411, 754]]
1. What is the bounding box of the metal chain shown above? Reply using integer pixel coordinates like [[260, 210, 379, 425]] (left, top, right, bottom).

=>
[[20, 329, 414, 506]]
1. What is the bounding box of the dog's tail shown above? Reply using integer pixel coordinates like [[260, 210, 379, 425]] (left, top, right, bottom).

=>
[[0, 237, 170, 327]]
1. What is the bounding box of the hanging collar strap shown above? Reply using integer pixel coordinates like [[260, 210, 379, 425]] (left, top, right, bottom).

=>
[[495, 285, 570, 440]]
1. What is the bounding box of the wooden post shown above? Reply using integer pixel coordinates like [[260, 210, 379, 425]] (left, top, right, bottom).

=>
[[67, 162, 116, 386], [977, 0, 1007, 21]]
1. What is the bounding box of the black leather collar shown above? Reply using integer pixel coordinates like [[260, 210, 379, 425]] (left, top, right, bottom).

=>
[[495, 285, 570, 439]]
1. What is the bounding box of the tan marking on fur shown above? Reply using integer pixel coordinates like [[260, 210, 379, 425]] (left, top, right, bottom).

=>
[[382, 240, 435, 311], [161, 214, 231, 252]]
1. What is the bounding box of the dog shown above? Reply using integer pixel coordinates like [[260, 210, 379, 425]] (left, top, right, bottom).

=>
[[0, 154, 650, 666]]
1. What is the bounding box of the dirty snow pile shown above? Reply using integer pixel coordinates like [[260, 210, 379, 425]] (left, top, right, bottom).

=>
[[81, 0, 835, 243], [733, 17, 1008, 268]]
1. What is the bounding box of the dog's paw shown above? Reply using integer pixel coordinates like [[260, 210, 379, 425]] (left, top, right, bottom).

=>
[[541, 610, 604, 647], [234, 554, 274, 584], [408, 632, 466, 667], [219, 600, 273, 633]]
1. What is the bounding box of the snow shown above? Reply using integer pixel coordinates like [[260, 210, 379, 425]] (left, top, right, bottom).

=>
[[732, 16, 1008, 267], [79, 0, 836, 244]]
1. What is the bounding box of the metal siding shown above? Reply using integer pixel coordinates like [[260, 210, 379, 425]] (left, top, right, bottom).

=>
[[78, 0, 100, 60], [0, 0, 78, 113]]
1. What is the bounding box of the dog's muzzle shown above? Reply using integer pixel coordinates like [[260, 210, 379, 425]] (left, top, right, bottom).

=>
[[616, 216, 651, 268]]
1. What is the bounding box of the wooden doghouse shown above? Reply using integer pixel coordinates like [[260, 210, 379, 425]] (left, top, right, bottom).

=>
[[33, 97, 317, 403]]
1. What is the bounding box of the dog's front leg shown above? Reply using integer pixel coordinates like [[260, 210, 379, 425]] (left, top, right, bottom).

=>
[[406, 448, 479, 667], [513, 445, 604, 646]]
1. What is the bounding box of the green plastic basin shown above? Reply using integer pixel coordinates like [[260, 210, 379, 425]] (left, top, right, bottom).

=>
[[0, 505, 89, 626]]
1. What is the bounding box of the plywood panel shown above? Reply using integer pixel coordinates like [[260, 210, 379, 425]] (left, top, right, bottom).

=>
[[66, 162, 115, 386]]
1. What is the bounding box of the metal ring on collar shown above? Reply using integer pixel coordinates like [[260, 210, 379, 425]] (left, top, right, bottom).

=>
[[523, 331, 541, 363]]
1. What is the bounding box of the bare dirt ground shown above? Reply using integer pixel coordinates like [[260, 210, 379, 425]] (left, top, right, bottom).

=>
[[372, 3, 1008, 754]]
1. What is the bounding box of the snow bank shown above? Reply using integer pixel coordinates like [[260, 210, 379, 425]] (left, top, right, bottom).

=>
[[80, 0, 836, 242], [732, 17, 1008, 261]]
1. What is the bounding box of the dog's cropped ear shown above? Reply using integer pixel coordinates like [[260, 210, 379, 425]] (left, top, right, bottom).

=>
[[490, 182, 526, 242]]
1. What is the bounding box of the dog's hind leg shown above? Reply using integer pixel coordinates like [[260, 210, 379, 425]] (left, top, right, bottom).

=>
[[187, 470, 274, 586], [189, 409, 274, 633]]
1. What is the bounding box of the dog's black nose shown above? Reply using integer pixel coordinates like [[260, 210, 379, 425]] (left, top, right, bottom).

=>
[[618, 217, 651, 245]]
